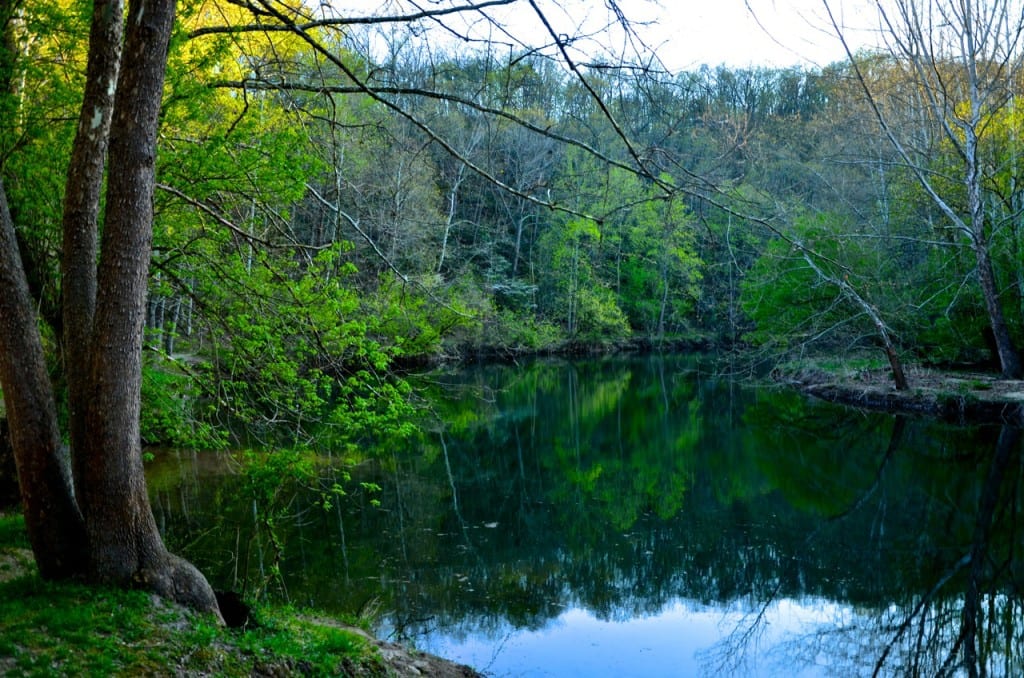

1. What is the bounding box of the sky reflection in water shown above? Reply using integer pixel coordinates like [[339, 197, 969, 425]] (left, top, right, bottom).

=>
[[414, 597, 851, 677]]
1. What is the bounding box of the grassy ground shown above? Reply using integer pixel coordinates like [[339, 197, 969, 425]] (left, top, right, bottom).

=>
[[0, 512, 476, 677]]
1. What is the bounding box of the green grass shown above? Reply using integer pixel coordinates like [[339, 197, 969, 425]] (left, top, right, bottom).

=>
[[0, 513, 388, 677], [0, 512, 30, 548], [803, 355, 888, 374]]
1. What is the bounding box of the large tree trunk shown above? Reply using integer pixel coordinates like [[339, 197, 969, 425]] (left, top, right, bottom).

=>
[[72, 0, 218, 613], [975, 236, 1021, 378], [967, 128, 1022, 379], [78, 0, 173, 575], [0, 180, 88, 578], [0, 0, 220, 617]]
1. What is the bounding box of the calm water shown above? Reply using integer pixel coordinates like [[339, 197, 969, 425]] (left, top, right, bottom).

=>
[[147, 355, 1024, 677]]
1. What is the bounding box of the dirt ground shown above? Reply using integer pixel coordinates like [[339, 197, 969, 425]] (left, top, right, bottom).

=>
[[345, 627, 480, 678], [782, 363, 1024, 425]]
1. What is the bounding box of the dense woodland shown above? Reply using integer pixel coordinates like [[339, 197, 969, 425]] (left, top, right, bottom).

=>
[[5, 1, 1024, 451]]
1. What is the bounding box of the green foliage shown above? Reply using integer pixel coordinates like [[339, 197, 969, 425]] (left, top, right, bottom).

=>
[[574, 283, 632, 343], [186, 242, 413, 447], [478, 308, 566, 352], [740, 238, 839, 350], [242, 448, 360, 518], [539, 159, 703, 342], [365, 273, 473, 360], [0, 0, 94, 334], [0, 513, 28, 550], [241, 449, 319, 595], [237, 448, 387, 598], [433, 276, 566, 353], [0, 576, 165, 676], [194, 605, 379, 675], [897, 246, 992, 365], [739, 213, 889, 353], [538, 217, 631, 342], [141, 360, 228, 449], [742, 391, 884, 514], [613, 187, 702, 336]]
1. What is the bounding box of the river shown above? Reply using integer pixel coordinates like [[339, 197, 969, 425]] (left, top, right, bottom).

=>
[[147, 354, 1024, 676]]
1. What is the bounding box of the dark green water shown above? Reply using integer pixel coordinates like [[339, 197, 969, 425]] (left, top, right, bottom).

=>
[[148, 355, 1024, 676]]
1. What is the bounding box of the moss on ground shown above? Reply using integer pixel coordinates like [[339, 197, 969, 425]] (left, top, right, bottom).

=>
[[0, 512, 435, 677]]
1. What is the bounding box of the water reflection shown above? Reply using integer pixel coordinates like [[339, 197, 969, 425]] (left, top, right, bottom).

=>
[[425, 599, 848, 677], [148, 355, 1024, 676]]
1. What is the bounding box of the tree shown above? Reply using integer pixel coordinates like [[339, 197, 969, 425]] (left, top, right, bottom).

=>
[[740, 212, 911, 390], [0, 0, 220, 613], [2, 0, 671, 612], [538, 216, 631, 341], [825, 0, 1024, 377]]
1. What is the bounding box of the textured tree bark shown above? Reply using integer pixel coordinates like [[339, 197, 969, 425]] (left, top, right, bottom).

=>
[[70, 0, 219, 614], [0, 420, 19, 508], [0, 179, 88, 579], [965, 122, 1022, 379], [63, 0, 123, 498], [975, 237, 1022, 379], [0, 0, 220, 617]]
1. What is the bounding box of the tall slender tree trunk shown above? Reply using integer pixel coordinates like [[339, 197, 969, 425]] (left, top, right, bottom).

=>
[[0, 180, 87, 578], [974, 236, 1021, 378], [512, 216, 525, 276], [967, 128, 1022, 378], [62, 0, 122, 510], [164, 298, 180, 354]]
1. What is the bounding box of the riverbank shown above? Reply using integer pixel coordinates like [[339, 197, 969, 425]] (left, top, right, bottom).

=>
[[780, 362, 1024, 425], [0, 513, 480, 677]]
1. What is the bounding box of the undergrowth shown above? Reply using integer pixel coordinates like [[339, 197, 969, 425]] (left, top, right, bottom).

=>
[[0, 513, 387, 677]]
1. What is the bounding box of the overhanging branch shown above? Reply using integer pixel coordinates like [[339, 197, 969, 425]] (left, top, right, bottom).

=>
[[191, 0, 519, 38]]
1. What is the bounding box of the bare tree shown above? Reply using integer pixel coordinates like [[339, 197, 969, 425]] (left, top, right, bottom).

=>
[[825, 0, 1024, 377]]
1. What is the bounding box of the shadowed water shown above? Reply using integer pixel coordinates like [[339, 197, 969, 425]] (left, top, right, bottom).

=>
[[148, 354, 1024, 676]]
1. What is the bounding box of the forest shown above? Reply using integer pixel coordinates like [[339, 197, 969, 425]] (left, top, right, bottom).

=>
[[3, 0, 1024, 619], [10, 0, 1023, 450]]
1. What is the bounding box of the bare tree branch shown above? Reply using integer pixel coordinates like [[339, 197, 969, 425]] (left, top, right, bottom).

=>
[[190, 0, 519, 38]]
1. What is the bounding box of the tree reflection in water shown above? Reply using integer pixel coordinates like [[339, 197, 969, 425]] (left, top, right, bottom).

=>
[[148, 356, 1024, 676], [707, 416, 1023, 677]]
